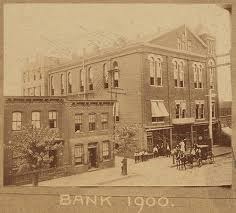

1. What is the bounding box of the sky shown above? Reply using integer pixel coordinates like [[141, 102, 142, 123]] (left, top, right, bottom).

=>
[[4, 3, 231, 101]]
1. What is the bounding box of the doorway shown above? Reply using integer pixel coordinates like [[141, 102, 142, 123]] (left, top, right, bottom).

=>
[[88, 145, 98, 169]]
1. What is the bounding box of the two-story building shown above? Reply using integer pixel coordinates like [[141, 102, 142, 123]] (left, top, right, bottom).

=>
[[24, 24, 220, 153], [4, 96, 115, 184]]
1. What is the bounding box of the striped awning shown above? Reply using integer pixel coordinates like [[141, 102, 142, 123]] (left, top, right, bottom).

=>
[[151, 101, 169, 117]]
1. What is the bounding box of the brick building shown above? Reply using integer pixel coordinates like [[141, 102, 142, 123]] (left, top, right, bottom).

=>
[[4, 96, 115, 184], [44, 25, 220, 151]]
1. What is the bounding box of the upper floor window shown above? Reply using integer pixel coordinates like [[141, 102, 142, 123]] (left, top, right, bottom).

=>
[[195, 101, 204, 119], [48, 111, 57, 128], [32, 111, 40, 128], [208, 60, 215, 89], [51, 76, 54, 95], [148, 55, 163, 86], [88, 67, 93, 91], [187, 40, 192, 51], [74, 144, 84, 165], [35, 86, 41, 96], [173, 59, 185, 88], [212, 102, 216, 118], [101, 113, 108, 130], [208, 40, 215, 55], [103, 63, 109, 89], [193, 63, 203, 89], [75, 113, 82, 133], [12, 112, 22, 131], [34, 73, 36, 81], [113, 102, 120, 122], [68, 72, 72, 93], [88, 113, 96, 131], [175, 100, 186, 119], [102, 141, 110, 160], [80, 69, 85, 92], [61, 74, 65, 95], [23, 72, 26, 83], [112, 61, 119, 88]]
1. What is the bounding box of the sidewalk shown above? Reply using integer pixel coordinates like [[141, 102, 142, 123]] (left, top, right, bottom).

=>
[[212, 145, 231, 157]]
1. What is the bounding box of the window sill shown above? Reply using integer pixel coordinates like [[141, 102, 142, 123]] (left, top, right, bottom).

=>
[[195, 118, 205, 121], [75, 131, 83, 134], [150, 85, 163, 88], [194, 87, 204, 89], [152, 121, 165, 124], [174, 87, 185, 89]]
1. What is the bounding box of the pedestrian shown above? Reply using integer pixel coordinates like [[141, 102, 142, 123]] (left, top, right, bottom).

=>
[[134, 151, 138, 163], [179, 139, 186, 153], [144, 150, 148, 161], [166, 144, 171, 157], [153, 146, 158, 158]]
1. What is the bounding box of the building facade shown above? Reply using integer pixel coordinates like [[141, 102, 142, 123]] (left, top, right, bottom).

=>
[[4, 96, 115, 184], [24, 25, 220, 153]]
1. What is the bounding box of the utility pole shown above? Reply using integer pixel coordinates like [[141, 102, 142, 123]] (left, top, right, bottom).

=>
[[208, 88, 213, 150]]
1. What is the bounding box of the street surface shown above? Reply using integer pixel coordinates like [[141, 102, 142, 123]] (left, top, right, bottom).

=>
[[39, 154, 232, 186]]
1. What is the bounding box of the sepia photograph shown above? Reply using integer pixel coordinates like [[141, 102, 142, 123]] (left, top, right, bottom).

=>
[[3, 3, 232, 187]]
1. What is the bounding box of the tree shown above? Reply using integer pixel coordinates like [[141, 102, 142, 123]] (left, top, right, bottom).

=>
[[8, 125, 63, 186], [114, 124, 138, 175]]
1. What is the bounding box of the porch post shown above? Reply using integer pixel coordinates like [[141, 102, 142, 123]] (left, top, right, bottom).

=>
[[190, 124, 194, 148], [170, 128, 173, 150]]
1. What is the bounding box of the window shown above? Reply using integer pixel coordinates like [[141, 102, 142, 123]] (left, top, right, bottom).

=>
[[173, 59, 185, 87], [32, 111, 40, 128], [113, 102, 120, 122], [89, 114, 96, 131], [34, 73, 36, 81], [51, 76, 54, 95], [187, 40, 192, 51], [177, 38, 181, 50], [39, 72, 42, 79], [179, 62, 184, 87], [35, 86, 41, 96], [103, 63, 109, 88], [80, 69, 85, 92], [149, 57, 155, 85], [101, 113, 108, 130], [61, 74, 65, 95], [212, 102, 216, 118], [88, 67, 93, 90], [75, 114, 82, 132], [195, 101, 204, 119], [174, 61, 178, 87], [23, 72, 26, 83], [49, 111, 57, 128], [74, 145, 84, 165], [102, 141, 110, 160], [193, 63, 203, 89], [113, 61, 119, 88], [152, 117, 164, 122], [175, 101, 186, 119], [156, 58, 162, 86], [12, 112, 22, 131], [208, 60, 215, 89], [149, 55, 163, 86], [68, 72, 72, 93]]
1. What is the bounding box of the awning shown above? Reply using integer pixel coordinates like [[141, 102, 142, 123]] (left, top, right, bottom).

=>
[[222, 127, 232, 137], [151, 101, 169, 117]]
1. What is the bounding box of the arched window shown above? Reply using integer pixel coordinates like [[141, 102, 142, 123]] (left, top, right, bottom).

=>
[[68, 72, 72, 93], [80, 69, 85, 92], [194, 64, 198, 88], [208, 60, 215, 89], [156, 58, 162, 86], [61, 74, 65, 94], [113, 61, 119, 88], [103, 63, 109, 88], [179, 61, 184, 87], [51, 76, 54, 95], [149, 57, 155, 85], [88, 67, 93, 90], [173, 61, 178, 87], [198, 65, 203, 88]]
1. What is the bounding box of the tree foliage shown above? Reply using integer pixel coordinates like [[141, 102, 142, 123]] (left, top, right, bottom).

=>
[[114, 124, 139, 158], [8, 125, 63, 172]]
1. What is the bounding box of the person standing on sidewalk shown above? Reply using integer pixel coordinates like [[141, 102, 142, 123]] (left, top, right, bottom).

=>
[[153, 146, 158, 158], [179, 139, 186, 153]]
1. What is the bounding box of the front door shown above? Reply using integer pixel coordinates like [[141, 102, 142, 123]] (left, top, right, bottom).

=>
[[88, 147, 97, 168]]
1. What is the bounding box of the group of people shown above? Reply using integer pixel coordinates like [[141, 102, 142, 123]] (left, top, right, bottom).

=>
[[153, 142, 171, 158], [134, 142, 171, 164], [134, 150, 150, 163]]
